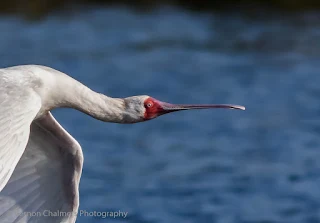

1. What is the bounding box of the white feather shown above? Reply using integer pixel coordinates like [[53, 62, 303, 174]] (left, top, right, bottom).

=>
[[0, 113, 83, 223]]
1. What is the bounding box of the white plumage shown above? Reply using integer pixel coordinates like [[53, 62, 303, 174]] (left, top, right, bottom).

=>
[[0, 66, 84, 223]]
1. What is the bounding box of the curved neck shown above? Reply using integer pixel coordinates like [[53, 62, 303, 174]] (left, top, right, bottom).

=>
[[50, 72, 127, 123], [66, 88, 126, 123]]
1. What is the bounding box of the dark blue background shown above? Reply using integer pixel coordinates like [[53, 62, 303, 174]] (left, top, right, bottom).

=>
[[1, 7, 319, 223]]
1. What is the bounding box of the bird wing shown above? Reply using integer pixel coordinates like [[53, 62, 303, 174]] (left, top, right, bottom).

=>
[[0, 87, 42, 192], [0, 112, 83, 223]]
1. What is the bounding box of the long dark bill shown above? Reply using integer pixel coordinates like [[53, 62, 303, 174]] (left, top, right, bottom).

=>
[[159, 102, 245, 112]]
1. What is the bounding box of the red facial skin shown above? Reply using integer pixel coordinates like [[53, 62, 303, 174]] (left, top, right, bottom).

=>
[[143, 97, 166, 120]]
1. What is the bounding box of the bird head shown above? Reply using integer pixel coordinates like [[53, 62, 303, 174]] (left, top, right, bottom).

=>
[[123, 95, 245, 123]]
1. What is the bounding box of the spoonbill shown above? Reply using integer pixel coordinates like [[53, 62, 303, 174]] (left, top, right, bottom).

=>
[[0, 65, 245, 223]]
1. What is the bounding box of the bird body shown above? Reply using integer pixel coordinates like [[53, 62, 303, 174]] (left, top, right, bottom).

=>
[[0, 65, 84, 223], [0, 65, 245, 223]]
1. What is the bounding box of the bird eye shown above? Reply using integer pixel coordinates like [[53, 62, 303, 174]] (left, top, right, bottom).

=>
[[146, 102, 153, 108]]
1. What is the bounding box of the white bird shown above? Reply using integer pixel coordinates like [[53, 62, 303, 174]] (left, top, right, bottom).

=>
[[0, 65, 245, 223]]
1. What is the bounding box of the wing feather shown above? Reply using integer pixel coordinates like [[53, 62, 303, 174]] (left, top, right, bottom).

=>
[[0, 113, 83, 223], [0, 85, 41, 192]]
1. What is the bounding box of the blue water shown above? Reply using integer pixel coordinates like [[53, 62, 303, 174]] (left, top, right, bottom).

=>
[[1, 6, 320, 223]]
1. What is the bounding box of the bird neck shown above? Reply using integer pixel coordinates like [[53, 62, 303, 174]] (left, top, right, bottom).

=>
[[66, 87, 126, 123], [49, 72, 127, 123]]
